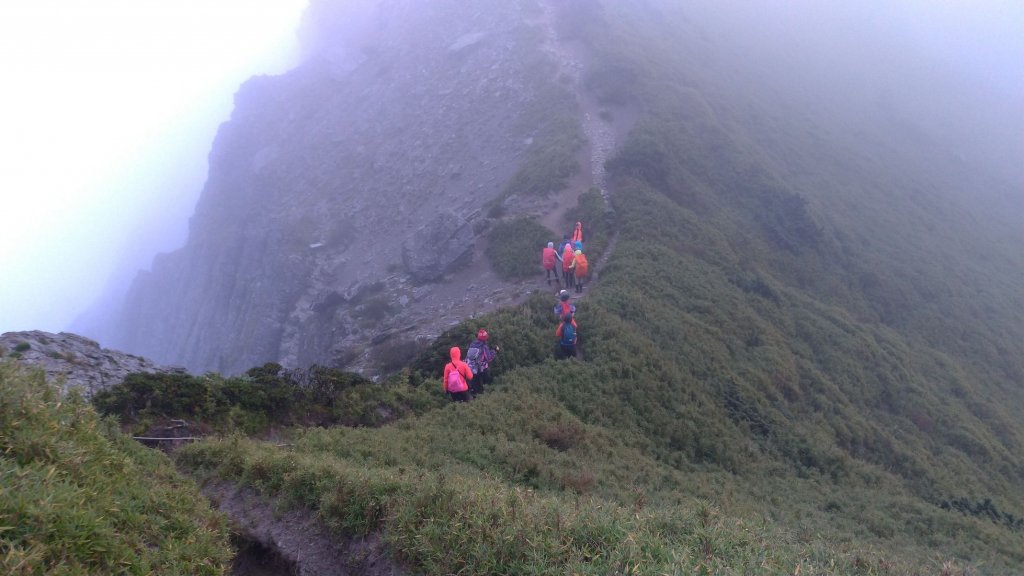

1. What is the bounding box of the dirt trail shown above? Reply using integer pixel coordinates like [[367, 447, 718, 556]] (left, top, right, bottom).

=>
[[534, 0, 635, 287]]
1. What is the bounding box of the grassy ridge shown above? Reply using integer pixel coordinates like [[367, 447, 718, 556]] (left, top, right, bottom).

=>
[[178, 397, 927, 575], [0, 363, 231, 575]]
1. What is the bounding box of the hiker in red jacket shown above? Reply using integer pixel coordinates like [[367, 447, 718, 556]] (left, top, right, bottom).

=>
[[442, 346, 474, 402], [541, 242, 559, 285]]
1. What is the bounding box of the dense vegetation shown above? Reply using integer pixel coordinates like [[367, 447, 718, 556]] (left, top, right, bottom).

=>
[[486, 217, 557, 280], [92, 363, 439, 435], [0, 363, 232, 575]]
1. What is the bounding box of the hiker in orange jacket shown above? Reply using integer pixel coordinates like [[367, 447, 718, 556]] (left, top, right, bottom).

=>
[[561, 242, 575, 288], [569, 249, 589, 293], [541, 242, 559, 285], [571, 221, 584, 248], [442, 346, 474, 402]]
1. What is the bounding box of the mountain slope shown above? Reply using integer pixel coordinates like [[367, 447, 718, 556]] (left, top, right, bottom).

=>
[[107, 0, 587, 375], [107, 0, 1023, 572]]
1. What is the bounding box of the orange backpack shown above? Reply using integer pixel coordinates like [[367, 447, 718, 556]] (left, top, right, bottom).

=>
[[574, 253, 589, 277]]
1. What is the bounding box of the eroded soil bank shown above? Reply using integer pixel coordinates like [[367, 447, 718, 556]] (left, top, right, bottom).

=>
[[203, 481, 405, 576]]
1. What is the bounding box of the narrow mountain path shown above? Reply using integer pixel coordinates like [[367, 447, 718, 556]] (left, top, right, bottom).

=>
[[532, 0, 635, 290], [349, 0, 635, 373]]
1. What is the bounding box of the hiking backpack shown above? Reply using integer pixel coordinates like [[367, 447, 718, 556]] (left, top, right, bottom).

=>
[[554, 301, 576, 318], [446, 364, 468, 393], [466, 346, 483, 373], [560, 322, 576, 346], [574, 253, 589, 277]]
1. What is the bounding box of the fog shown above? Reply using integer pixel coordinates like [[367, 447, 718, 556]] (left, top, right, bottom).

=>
[[676, 0, 1024, 185], [0, 1, 306, 334], [1, 0, 1021, 338]]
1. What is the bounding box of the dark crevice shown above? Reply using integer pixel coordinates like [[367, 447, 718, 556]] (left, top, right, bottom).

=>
[[231, 533, 299, 576]]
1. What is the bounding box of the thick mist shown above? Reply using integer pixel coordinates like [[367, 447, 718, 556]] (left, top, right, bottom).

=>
[[675, 0, 1023, 189], [0, 1, 306, 336]]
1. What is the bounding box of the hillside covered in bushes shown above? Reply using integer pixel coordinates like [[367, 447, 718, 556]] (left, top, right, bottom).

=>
[[176, 1, 1022, 572]]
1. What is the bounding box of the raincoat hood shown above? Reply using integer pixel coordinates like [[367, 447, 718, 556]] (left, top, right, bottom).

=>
[[449, 346, 462, 362]]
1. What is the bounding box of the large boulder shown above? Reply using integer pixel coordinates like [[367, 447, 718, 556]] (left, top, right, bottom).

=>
[[402, 212, 476, 284]]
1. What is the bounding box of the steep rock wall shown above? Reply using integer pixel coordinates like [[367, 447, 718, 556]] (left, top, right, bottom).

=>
[[109, 0, 573, 374]]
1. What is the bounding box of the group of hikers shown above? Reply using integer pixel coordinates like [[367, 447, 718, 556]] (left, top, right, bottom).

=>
[[548, 221, 584, 360], [443, 222, 587, 401], [542, 221, 588, 293]]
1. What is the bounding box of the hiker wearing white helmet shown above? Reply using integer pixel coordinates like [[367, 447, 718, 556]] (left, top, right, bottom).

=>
[[541, 242, 559, 285], [553, 290, 577, 328]]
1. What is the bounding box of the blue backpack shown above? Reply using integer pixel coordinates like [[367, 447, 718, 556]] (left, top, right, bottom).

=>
[[560, 322, 576, 346]]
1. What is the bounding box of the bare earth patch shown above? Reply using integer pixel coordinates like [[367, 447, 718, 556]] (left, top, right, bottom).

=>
[[202, 480, 405, 576]]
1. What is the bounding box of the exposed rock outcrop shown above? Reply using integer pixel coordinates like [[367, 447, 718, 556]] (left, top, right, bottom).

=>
[[101, 0, 565, 375], [402, 211, 477, 284], [97, 0, 632, 377], [0, 331, 181, 398]]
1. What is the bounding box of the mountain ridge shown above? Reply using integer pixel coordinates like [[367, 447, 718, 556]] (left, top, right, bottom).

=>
[[59, 0, 1024, 572], [102, 0, 610, 376]]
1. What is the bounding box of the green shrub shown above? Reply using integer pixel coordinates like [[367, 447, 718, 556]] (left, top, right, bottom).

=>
[[486, 216, 560, 280], [498, 61, 584, 202], [91, 363, 437, 435], [0, 363, 232, 574]]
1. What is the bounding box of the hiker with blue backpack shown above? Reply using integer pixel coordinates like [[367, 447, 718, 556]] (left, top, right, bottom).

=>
[[557, 234, 572, 254], [443, 346, 474, 402], [466, 329, 498, 395], [556, 312, 578, 359]]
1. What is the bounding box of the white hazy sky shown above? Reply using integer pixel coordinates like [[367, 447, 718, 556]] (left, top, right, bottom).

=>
[[0, 0, 307, 334]]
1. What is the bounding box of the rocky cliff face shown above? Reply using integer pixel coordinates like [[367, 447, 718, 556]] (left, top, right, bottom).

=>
[[0, 331, 182, 398], [105, 0, 589, 375]]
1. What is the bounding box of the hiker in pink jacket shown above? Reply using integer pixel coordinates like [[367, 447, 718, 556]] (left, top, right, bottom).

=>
[[442, 346, 474, 403]]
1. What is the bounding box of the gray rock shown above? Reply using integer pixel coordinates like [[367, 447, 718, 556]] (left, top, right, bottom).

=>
[[0, 331, 181, 398], [402, 212, 476, 284]]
